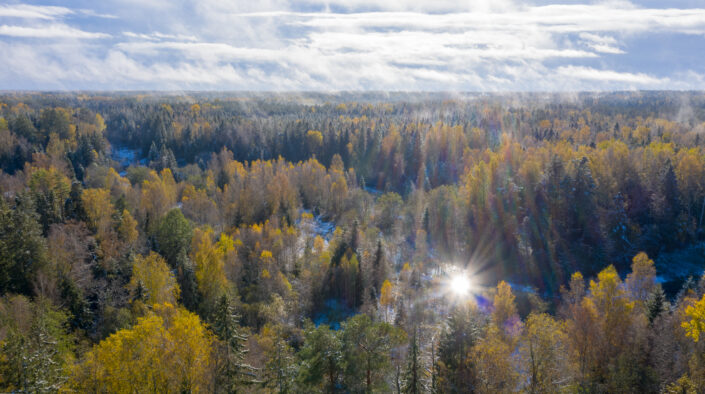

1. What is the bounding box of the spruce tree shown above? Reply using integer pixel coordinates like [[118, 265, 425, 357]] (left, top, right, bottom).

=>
[[402, 327, 425, 394], [646, 286, 668, 324], [371, 239, 387, 297], [0, 195, 48, 296], [212, 295, 255, 393], [435, 306, 482, 393]]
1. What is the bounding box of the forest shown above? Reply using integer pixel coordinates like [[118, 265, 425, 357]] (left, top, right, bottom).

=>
[[1, 91, 705, 392]]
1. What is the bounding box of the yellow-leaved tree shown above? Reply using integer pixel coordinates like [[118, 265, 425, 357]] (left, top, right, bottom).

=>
[[624, 252, 657, 307], [579, 265, 638, 391], [379, 279, 394, 322], [81, 187, 121, 261], [190, 227, 233, 316], [519, 313, 575, 393], [678, 294, 705, 392], [81, 188, 114, 233], [118, 209, 139, 246], [492, 281, 520, 340], [472, 325, 519, 394], [128, 252, 180, 306], [69, 303, 213, 393], [140, 168, 177, 233], [586, 265, 635, 350], [683, 294, 705, 342]]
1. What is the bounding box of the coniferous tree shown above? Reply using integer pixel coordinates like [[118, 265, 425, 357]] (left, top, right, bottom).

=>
[[212, 295, 255, 393], [652, 160, 680, 248], [341, 314, 406, 393], [177, 252, 201, 312], [435, 305, 483, 393], [298, 322, 342, 393], [0, 196, 48, 296], [402, 327, 425, 394], [155, 209, 193, 264], [260, 326, 297, 394], [155, 209, 198, 309], [0, 297, 72, 393], [59, 276, 91, 329], [371, 238, 387, 297], [646, 286, 668, 325]]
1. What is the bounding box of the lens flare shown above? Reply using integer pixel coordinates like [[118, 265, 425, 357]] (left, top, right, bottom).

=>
[[449, 274, 471, 296]]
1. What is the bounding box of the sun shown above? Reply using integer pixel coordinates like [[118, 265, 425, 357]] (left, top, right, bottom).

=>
[[449, 273, 472, 296]]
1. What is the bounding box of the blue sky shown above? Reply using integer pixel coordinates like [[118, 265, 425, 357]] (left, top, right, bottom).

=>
[[0, 0, 704, 91]]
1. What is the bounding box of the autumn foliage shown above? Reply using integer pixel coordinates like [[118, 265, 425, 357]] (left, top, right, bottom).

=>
[[0, 93, 705, 391]]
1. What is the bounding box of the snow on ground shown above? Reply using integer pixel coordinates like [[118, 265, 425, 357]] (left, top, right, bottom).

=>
[[363, 185, 382, 195], [111, 146, 147, 173], [655, 242, 705, 295], [297, 209, 336, 240], [313, 299, 356, 330]]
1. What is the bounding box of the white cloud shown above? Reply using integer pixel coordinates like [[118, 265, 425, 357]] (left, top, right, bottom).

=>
[[556, 66, 667, 84], [293, 0, 519, 13], [243, 6, 705, 35], [579, 33, 624, 54], [0, 0, 704, 90], [77, 9, 119, 19], [0, 24, 110, 39], [0, 4, 73, 20], [0, 5, 111, 41], [123, 32, 198, 41]]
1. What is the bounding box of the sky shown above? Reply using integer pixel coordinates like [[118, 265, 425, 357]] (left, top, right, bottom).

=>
[[1, 0, 705, 91]]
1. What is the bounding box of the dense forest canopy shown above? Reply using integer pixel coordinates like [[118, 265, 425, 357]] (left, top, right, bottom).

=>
[[1, 91, 705, 392]]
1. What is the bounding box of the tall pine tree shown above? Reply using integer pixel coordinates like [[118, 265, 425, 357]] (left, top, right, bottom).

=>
[[212, 295, 255, 393], [402, 327, 425, 394]]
